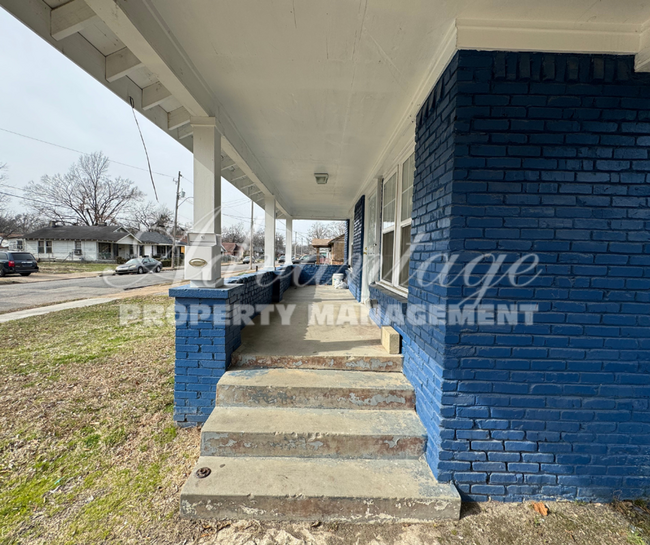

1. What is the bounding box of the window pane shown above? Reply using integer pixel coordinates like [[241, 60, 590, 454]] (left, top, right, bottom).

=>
[[401, 153, 414, 220], [399, 224, 411, 288], [382, 173, 396, 231], [381, 231, 394, 282]]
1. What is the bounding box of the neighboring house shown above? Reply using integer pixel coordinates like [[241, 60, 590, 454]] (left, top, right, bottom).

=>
[[0, 234, 24, 251], [328, 234, 346, 265], [137, 231, 182, 260], [24, 224, 142, 262], [311, 238, 332, 264], [222, 242, 245, 258]]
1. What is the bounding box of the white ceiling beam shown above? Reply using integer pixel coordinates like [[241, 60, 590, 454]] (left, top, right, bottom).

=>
[[51, 0, 98, 41], [142, 82, 171, 110], [177, 124, 193, 140], [168, 107, 191, 131], [84, 0, 292, 218], [105, 47, 143, 82]]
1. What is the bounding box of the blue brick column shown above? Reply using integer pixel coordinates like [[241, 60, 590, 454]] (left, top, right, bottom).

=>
[[407, 50, 650, 502], [170, 285, 242, 426], [170, 266, 296, 426], [349, 197, 365, 301]]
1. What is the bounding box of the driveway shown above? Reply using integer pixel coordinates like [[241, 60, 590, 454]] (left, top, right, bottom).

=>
[[0, 263, 254, 313]]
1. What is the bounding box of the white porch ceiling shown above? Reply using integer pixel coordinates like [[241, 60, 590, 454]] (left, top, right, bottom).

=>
[[4, 0, 650, 219]]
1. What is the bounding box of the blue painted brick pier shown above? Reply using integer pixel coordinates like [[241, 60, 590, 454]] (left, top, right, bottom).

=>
[[368, 50, 650, 502]]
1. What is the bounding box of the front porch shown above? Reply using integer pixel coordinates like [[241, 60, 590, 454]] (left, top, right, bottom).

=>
[[179, 281, 461, 522]]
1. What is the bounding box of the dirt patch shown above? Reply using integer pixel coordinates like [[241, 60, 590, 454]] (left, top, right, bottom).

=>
[[0, 296, 649, 545]]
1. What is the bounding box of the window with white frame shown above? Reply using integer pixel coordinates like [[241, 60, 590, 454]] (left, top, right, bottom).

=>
[[380, 150, 414, 291]]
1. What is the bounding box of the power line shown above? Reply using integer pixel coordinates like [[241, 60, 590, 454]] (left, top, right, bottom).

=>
[[0, 126, 176, 179]]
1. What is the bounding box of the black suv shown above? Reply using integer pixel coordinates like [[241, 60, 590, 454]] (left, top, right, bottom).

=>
[[0, 251, 39, 277]]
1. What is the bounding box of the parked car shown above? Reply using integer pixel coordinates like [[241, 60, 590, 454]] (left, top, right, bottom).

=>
[[0, 251, 39, 277], [242, 256, 251, 264], [278, 255, 285, 264], [299, 255, 317, 264], [115, 257, 162, 275]]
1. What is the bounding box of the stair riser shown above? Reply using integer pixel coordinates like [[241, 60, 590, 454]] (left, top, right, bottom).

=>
[[201, 432, 425, 459], [231, 354, 402, 373], [216, 385, 415, 410], [180, 495, 460, 523]]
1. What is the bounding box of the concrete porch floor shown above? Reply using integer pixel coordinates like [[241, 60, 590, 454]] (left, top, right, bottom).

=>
[[235, 285, 390, 359]]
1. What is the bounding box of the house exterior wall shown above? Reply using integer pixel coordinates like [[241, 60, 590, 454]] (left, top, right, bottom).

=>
[[368, 50, 650, 503], [25, 240, 99, 261]]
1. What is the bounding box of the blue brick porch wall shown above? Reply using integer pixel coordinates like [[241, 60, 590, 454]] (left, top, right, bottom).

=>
[[344, 219, 350, 263], [349, 196, 365, 301], [171, 266, 294, 426], [296, 264, 349, 286], [396, 49, 650, 502]]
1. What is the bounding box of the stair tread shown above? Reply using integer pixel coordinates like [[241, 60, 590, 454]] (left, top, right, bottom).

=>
[[182, 455, 459, 503], [203, 406, 426, 437], [218, 368, 414, 390]]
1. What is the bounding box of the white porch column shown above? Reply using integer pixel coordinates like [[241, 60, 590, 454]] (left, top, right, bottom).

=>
[[264, 195, 276, 270], [185, 117, 222, 288], [285, 216, 293, 264]]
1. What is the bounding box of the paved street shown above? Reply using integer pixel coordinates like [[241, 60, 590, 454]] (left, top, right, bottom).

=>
[[0, 263, 254, 313]]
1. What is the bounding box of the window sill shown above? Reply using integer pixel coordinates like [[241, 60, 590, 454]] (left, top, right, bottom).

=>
[[372, 282, 408, 303]]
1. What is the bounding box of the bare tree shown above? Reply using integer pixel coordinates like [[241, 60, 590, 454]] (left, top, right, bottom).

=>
[[130, 201, 173, 232], [330, 221, 346, 237], [308, 221, 333, 241], [24, 152, 144, 225], [0, 163, 8, 210], [222, 222, 247, 244], [0, 213, 43, 247]]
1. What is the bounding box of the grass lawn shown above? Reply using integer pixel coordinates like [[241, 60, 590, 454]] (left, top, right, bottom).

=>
[[36, 262, 115, 274], [1, 297, 649, 544]]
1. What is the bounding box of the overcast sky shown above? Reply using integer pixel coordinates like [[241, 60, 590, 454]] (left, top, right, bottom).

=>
[[0, 8, 326, 245]]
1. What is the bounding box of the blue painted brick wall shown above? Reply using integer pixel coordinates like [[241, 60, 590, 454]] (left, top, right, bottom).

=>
[[296, 264, 349, 286], [349, 196, 365, 301], [405, 50, 650, 502]]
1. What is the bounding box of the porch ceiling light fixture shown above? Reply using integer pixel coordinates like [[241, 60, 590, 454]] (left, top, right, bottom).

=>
[[315, 173, 329, 185]]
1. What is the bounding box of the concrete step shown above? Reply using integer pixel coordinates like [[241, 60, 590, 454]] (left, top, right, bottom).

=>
[[231, 351, 403, 373], [180, 456, 461, 522], [216, 369, 415, 410], [201, 406, 426, 459]]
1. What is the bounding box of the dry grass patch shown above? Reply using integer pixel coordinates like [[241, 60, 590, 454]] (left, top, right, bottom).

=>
[[35, 262, 113, 275]]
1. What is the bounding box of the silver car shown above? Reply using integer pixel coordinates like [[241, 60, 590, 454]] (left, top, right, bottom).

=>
[[115, 257, 163, 275]]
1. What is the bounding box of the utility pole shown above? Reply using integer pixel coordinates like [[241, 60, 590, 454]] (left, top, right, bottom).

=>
[[171, 171, 181, 269], [249, 199, 254, 267]]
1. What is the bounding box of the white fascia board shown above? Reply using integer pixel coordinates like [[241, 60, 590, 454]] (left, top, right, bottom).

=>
[[84, 0, 292, 218], [456, 19, 641, 55], [51, 0, 98, 41]]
